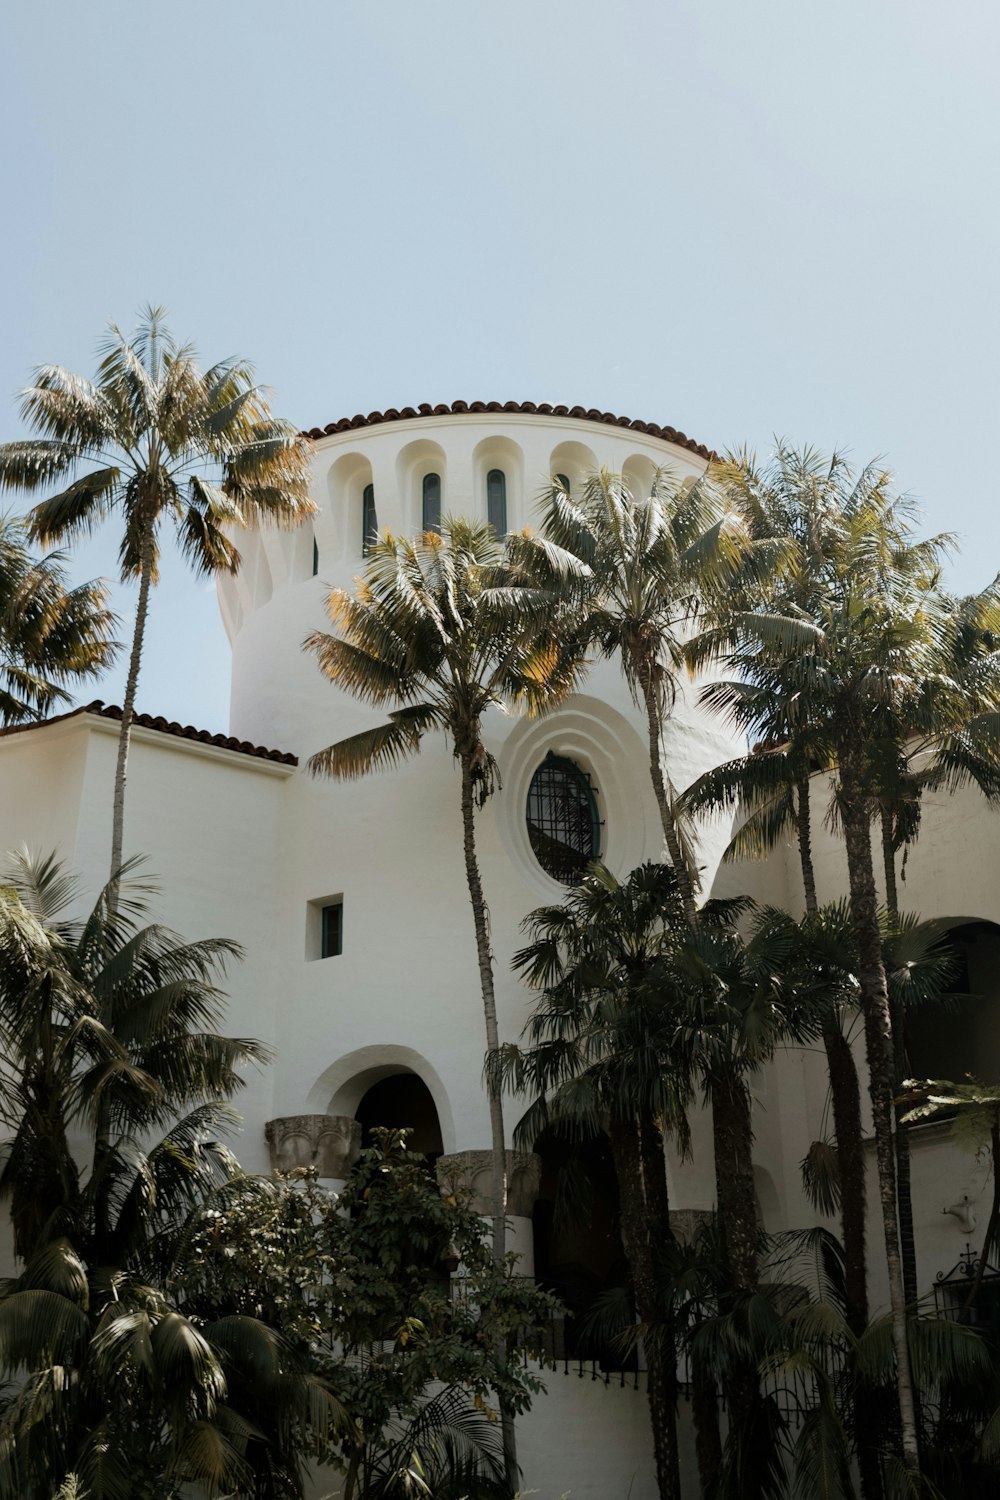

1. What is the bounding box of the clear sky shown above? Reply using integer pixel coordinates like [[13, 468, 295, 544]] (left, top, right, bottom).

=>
[[2, 0, 997, 737]]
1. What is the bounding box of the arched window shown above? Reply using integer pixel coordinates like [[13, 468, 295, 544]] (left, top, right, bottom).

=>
[[362, 483, 377, 555], [487, 468, 507, 535], [312, 536, 319, 576], [554, 473, 571, 495], [526, 753, 601, 883], [422, 473, 441, 534]]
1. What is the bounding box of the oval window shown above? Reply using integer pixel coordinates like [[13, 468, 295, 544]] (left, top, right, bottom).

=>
[[526, 753, 600, 883]]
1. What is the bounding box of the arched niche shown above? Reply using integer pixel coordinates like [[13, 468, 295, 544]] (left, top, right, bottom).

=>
[[906, 919, 1000, 1084], [325, 450, 374, 563], [305, 1044, 457, 1154], [546, 440, 598, 507], [621, 453, 659, 503], [472, 435, 525, 535], [395, 438, 448, 536]]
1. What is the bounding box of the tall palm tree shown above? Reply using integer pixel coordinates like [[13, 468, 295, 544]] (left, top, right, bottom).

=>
[[0, 858, 342, 1500], [0, 307, 315, 888], [692, 455, 1000, 1476], [0, 514, 116, 725], [304, 519, 587, 1493], [504, 861, 694, 1500], [539, 468, 758, 920]]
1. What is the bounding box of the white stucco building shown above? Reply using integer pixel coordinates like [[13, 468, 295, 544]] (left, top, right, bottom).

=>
[[2, 402, 997, 1498]]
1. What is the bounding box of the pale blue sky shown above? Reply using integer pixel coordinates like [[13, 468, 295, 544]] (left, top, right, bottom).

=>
[[2, 0, 997, 737]]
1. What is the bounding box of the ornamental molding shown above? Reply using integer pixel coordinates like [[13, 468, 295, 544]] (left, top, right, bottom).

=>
[[265, 1113, 361, 1178]]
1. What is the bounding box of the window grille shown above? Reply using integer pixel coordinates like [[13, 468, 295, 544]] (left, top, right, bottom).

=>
[[526, 753, 601, 884]]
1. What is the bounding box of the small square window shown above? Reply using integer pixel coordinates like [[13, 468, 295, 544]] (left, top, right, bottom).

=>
[[321, 902, 343, 958]]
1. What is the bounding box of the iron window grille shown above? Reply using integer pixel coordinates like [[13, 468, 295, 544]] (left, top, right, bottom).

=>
[[526, 753, 601, 884], [933, 1242, 1000, 1331]]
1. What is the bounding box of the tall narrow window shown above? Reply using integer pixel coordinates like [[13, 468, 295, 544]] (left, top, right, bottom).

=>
[[486, 469, 507, 535], [362, 483, 377, 555], [312, 537, 319, 576], [321, 902, 343, 958], [422, 472, 441, 534], [555, 473, 571, 495]]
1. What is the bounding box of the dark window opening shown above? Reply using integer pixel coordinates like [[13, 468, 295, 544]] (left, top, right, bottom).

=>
[[355, 1073, 444, 1160], [321, 902, 343, 958], [907, 921, 1000, 1086], [362, 483, 377, 556], [312, 537, 319, 576], [532, 1129, 634, 1372], [555, 473, 571, 495], [526, 753, 601, 884], [422, 472, 441, 534], [487, 468, 507, 535]]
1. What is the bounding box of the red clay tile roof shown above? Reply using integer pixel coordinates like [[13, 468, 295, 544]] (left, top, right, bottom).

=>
[[301, 401, 717, 463], [0, 700, 298, 766]]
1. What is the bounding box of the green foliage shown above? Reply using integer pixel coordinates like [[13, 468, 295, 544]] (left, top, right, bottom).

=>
[[168, 1131, 558, 1500], [0, 514, 115, 726], [0, 307, 314, 587]]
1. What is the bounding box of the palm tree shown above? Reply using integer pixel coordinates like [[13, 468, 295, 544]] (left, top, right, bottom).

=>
[[539, 468, 758, 920], [692, 453, 1000, 1476], [0, 306, 315, 888], [304, 519, 587, 1492], [0, 858, 343, 1500], [0, 514, 116, 725], [0, 851, 266, 1266], [504, 862, 694, 1500]]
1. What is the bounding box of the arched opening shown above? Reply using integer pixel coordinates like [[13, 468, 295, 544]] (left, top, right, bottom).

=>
[[532, 1128, 633, 1370], [548, 440, 597, 505], [907, 920, 1000, 1083], [354, 1071, 445, 1161]]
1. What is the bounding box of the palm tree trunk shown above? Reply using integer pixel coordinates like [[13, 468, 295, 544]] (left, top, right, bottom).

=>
[[797, 778, 870, 1337], [640, 676, 697, 920], [801, 781, 880, 1497], [795, 775, 819, 916], [109, 522, 155, 897], [710, 1070, 767, 1496], [880, 808, 899, 918], [839, 732, 921, 1475], [608, 1115, 683, 1500], [458, 749, 516, 1492], [880, 809, 919, 1308], [710, 1070, 758, 1294]]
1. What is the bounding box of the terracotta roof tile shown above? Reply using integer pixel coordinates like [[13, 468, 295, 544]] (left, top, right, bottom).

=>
[[301, 401, 717, 463], [0, 700, 298, 766]]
